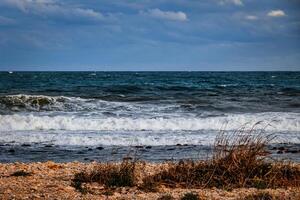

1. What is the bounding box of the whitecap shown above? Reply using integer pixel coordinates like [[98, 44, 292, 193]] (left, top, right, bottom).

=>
[[0, 112, 299, 132]]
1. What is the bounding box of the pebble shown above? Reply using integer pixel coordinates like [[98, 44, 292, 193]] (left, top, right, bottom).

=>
[[123, 156, 133, 160], [8, 149, 15, 153], [278, 147, 285, 151], [286, 149, 299, 154], [167, 148, 176, 151]]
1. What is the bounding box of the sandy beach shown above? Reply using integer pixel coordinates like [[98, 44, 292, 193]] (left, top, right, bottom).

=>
[[0, 161, 299, 200]]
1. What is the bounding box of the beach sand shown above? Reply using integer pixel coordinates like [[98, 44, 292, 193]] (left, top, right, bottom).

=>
[[0, 161, 299, 200]]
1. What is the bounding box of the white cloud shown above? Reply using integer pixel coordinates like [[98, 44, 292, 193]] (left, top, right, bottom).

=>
[[141, 8, 187, 22], [1, 0, 27, 12], [245, 15, 258, 20], [267, 10, 285, 17], [1, 0, 104, 21], [219, 0, 243, 6]]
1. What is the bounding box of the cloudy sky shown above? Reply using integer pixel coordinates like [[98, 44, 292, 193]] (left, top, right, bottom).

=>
[[0, 0, 299, 71]]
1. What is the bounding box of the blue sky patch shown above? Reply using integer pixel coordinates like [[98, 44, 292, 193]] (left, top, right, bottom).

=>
[[0, 0, 299, 71]]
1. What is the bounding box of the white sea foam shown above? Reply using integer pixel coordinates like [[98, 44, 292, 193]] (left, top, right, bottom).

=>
[[0, 129, 299, 146], [0, 112, 299, 132], [0, 95, 299, 146], [0, 130, 213, 146]]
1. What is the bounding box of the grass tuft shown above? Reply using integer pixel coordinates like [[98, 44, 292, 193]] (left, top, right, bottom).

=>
[[72, 160, 135, 192], [141, 125, 300, 190], [71, 172, 89, 194]]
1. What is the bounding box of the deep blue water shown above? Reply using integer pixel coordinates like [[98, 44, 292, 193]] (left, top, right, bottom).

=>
[[0, 71, 299, 162], [1, 71, 299, 113]]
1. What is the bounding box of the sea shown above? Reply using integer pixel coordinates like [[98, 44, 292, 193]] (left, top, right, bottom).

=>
[[0, 71, 299, 162]]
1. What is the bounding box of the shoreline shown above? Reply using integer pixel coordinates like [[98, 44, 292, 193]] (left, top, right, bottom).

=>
[[0, 161, 299, 200], [1, 143, 300, 163]]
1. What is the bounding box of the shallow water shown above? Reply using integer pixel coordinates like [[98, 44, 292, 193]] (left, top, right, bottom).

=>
[[1, 143, 299, 163]]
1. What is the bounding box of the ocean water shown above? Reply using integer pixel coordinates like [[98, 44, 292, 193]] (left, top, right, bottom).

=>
[[0, 71, 299, 162]]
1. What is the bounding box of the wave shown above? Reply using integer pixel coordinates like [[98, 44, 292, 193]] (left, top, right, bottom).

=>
[[0, 94, 203, 116], [0, 94, 134, 112], [0, 112, 299, 132], [0, 94, 75, 111], [1, 94, 300, 115]]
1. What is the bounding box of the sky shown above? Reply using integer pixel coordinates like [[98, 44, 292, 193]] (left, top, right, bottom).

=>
[[0, 0, 299, 71]]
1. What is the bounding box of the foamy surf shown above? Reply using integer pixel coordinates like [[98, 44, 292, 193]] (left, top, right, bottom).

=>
[[0, 129, 299, 146], [0, 112, 299, 132]]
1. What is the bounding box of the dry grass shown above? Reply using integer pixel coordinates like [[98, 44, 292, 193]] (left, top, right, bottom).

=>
[[72, 123, 300, 193], [141, 124, 300, 190], [72, 160, 135, 192]]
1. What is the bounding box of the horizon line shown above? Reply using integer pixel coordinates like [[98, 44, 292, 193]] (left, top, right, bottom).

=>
[[1, 70, 299, 72]]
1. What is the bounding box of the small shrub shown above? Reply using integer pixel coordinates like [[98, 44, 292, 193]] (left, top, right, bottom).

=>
[[10, 170, 31, 177], [91, 161, 135, 187], [72, 160, 136, 192], [157, 194, 175, 200], [181, 192, 199, 200], [71, 172, 89, 194]]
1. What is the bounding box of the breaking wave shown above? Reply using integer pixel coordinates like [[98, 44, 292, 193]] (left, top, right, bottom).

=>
[[0, 94, 77, 111], [0, 112, 299, 132], [0, 94, 140, 113]]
